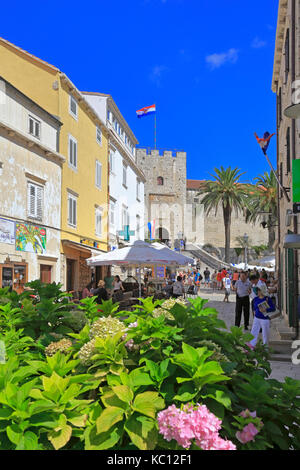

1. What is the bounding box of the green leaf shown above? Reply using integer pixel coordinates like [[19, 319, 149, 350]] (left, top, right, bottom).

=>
[[68, 414, 88, 428], [48, 424, 72, 450], [96, 407, 125, 433], [112, 385, 134, 403], [7, 424, 23, 445], [124, 415, 157, 450], [101, 390, 130, 410], [21, 431, 39, 450], [132, 392, 164, 419], [84, 424, 122, 450]]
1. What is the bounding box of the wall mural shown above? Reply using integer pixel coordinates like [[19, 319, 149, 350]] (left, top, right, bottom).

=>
[[15, 223, 46, 254]]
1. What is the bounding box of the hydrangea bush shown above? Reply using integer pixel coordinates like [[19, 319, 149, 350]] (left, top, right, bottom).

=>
[[0, 286, 299, 451]]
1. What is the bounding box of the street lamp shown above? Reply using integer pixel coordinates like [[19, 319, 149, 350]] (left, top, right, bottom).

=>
[[243, 233, 249, 270]]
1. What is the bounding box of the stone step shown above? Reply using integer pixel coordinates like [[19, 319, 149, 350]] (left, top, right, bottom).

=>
[[269, 353, 292, 362], [278, 330, 296, 340], [269, 339, 293, 354]]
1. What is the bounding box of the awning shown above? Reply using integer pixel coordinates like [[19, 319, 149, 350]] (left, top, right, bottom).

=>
[[62, 239, 107, 255], [283, 234, 300, 249]]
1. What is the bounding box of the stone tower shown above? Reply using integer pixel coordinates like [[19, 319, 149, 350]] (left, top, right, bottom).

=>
[[136, 148, 187, 248]]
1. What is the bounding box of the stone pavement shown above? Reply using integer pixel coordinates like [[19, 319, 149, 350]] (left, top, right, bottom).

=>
[[191, 287, 300, 382]]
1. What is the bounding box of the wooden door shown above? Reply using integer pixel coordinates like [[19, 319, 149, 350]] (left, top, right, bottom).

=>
[[40, 264, 52, 284]]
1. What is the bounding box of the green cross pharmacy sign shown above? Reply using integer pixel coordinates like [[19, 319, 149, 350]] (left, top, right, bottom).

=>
[[118, 225, 135, 242], [293, 160, 300, 213]]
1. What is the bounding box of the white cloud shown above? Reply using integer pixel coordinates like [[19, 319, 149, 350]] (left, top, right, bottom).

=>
[[251, 37, 267, 49], [205, 48, 239, 70], [149, 65, 168, 86]]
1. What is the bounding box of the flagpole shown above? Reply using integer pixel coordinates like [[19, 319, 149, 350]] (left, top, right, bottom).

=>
[[154, 106, 157, 150], [264, 152, 290, 203]]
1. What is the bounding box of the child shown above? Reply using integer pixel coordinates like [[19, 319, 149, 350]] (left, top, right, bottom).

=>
[[249, 284, 275, 348], [223, 273, 231, 302]]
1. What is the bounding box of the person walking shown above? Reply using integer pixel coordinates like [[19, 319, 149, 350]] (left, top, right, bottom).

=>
[[203, 267, 211, 288], [248, 284, 275, 348], [216, 270, 222, 290], [223, 273, 232, 302], [233, 271, 252, 330]]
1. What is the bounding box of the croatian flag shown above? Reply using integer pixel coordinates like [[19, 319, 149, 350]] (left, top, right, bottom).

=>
[[254, 132, 276, 155], [136, 104, 156, 118]]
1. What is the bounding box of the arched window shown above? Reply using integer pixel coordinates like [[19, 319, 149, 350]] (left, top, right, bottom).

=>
[[157, 176, 164, 186]]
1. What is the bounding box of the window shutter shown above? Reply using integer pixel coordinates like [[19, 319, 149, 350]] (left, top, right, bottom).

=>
[[73, 141, 77, 168], [72, 198, 77, 226], [28, 184, 36, 217], [36, 186, 43, 219], [68, 197, 72, 223], [96, 161, 102, 187]]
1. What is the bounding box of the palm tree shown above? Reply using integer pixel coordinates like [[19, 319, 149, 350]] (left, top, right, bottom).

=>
[[197, 166, 249, 263], [245, 171, 277, 249]]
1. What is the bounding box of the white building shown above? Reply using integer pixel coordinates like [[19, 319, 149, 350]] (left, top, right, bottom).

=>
[[82, 92, 145, 249], [0, 77, 64, 291]]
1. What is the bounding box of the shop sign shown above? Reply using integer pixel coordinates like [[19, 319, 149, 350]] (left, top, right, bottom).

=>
[[15, 223, 46, 254], [0, 218, 15, 245], [80, 238, 101, 249]]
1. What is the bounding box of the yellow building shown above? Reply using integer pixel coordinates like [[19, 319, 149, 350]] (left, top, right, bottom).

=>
[[0, 37, 109, 294]]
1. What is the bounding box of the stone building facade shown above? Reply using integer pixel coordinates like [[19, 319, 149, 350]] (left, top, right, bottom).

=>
[[136, 148, 187, 248], [0, 77, 64, 291], [136, 149, 268, 259], [272, 0, 300, 330]]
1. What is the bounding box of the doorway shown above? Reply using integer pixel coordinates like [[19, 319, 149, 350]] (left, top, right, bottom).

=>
[[66, 259, 75, 292], [40, 264, 52, 284]]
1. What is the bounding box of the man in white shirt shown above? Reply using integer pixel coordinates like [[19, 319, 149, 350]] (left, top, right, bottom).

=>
[[232, 271, 252, 330]]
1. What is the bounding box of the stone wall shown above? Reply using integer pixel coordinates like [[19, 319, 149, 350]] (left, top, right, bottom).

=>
[[136, 149, 187, 245]]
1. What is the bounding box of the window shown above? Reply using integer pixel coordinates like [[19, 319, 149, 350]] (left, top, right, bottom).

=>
[[96, 126, 102, 145], [69, 95, 78, 119], [110, 200, 115, 227], [28, 115, 41, 139], [95, 208, 102, 236], [136, 215, 141, 240], [278, 88, 282, 126], [27, 182, 43, 220], [95, 160, 102, 188], [68, 194, 77, 227], [286, 127, 291, 174], [157, 176, 164, 186], [69, 135, 77, 169], [114, 119, 118, 132], [285, 29, 290, 84], [122, 164, 127, 187], [107, 110, 110, 121], [136, 180, 140, 200], [109, 151, 114, 173]]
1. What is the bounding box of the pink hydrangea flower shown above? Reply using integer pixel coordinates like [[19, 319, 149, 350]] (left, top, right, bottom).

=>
[[157, 403, 236, 450], [236, 422, 259, 444], [240, 409, 257, 419]]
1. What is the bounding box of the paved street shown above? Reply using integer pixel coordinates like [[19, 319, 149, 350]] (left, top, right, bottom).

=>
[[194, 287, 300, 382]]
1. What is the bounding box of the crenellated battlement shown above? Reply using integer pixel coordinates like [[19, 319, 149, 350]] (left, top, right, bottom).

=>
[[136, 147, 186, 159]]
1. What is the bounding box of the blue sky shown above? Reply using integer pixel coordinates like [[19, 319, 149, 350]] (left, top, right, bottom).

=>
[[1, 0, 278, 182]]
